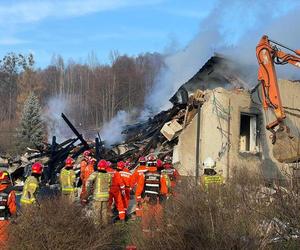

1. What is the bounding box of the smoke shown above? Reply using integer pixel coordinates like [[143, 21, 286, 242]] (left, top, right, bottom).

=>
[[100, 110, 131, 147], [43, 96, 72, 143], [146, 0, 300, 113]]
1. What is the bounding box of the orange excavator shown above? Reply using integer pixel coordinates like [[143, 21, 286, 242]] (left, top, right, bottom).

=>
[[256, 35, 300, 163]]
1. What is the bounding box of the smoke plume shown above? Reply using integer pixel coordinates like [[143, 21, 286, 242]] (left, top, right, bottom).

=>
[[43, 96, 73, 143], [100, 110, 131, 147], [146, 0, 300, 113]]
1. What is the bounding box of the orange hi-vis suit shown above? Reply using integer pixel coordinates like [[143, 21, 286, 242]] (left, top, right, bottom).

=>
[[130, 164, 148, 217], [107, 167, 126, 220], [80, 160, 94, 201], [119, 168, 132, 212], [130, 164, 148, 189], [135, 167, 168, 233], [0, 180, 16, 248]]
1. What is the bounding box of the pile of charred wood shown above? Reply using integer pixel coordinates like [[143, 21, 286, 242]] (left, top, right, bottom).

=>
[[0, 89, 207, 183]]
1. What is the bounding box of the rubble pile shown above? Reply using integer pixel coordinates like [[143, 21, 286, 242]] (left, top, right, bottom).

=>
[[0, 88, 208, 184], [0, 55, 248, 183]]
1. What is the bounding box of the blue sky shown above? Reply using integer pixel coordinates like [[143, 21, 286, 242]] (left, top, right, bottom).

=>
[[0, 0, 217, 68]]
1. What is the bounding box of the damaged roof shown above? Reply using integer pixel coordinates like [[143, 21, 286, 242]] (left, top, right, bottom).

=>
[[170, 54, 251, 105]]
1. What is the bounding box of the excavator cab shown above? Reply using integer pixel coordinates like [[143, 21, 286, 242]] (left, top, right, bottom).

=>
[[256, 35, 300, 163]]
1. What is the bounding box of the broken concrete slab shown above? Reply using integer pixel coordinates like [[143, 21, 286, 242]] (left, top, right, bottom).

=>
[[160, 120, 183, 141]]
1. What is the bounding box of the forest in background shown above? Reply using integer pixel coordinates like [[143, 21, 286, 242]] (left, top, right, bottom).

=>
[[0, 51, 165, 153]]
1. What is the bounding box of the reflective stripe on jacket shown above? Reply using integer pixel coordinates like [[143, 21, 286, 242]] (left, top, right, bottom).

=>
[[20, 176, 39, 205], [160, 172, 171, 191], [135, 169, 168, 202], [0, 187, 15, 220], [201, 174, 223, 190], [87, 172, 112, 201], [60, 168, 76, 194], [120, 170, 132, 188]]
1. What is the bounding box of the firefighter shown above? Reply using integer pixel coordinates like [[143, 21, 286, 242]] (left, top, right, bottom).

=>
[[107, 162, 126, 222], [60, 157, 76, 202], [162, 155, 180, 196], [80, 152, 95, 204], [86, 159, 112, 224], [156, 158, 171, 199], [130, 157, 148, 189], [130, 156, 148, 217], [135, 155, 168, 235], [200, 157, 223, 190], [0, 171, 16, 248], [106, 161, 113, 172], [20, 162, 43, 206], [117, 161, 132, 215]]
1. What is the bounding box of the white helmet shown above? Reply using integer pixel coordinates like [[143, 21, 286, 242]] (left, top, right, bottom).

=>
[[203, 157, 215, 169]]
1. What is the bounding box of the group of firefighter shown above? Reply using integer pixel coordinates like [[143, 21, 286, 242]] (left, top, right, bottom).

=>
[[0, 150, 222, 246], [58, 150, 181, 229]]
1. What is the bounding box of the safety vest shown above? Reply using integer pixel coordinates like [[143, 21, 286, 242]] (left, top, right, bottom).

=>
[[143, 172, 161, 198], [202, 175, 223, 190], [20, 176, 39, 205], [0, 187, 13, 220], [93, 172, 112, 201], [160, 171, 171, 190], [162, 168, 176, 182], [60, 168, 76, 194]]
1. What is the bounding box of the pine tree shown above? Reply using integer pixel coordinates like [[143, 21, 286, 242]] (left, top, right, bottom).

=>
[[17, 93, 45, 151]]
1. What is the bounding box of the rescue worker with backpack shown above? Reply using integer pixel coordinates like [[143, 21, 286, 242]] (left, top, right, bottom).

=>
[[135, 155, 168, 235], [86, 159, 112, 224], [0, 171, 16, 248], [60, 157, 77, 202], [21, 162, 43, 206], [200, 157, 223, 190]]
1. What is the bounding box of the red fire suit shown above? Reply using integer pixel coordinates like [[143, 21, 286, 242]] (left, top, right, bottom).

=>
[[107, 167, 126, 220], [130, 165, 148, 217], [135, 167, 168, 234], [119, 168, 132, 212], [80, 160, 94, 201], [0, 184, 16, 249]]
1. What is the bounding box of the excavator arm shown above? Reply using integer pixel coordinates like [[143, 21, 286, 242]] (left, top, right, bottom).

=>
[[256, 35, 300, 131], [256, 35, 300, 163]]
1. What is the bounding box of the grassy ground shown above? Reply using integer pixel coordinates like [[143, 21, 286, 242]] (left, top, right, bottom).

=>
[[8, 167, 300, 249]]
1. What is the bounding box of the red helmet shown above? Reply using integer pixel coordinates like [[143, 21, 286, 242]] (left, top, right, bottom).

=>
[[83, 150, 91, 157], [157, 159, 163, 168], [117, 161, 125, 170], [65, 157, 74, 168], [164, 155, 172, 164], [0, 171, 10, 184], [32, 162, 43, 175], [147, 154, 157, 167], [97, 159, 107, 171], [138, 156, 146, 165]]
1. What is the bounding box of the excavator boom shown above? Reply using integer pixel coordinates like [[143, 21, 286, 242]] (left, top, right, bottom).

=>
[[256, 35, 300, 163]]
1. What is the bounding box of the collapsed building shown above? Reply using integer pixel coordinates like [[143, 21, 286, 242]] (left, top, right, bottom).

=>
[[2, 55, 300, 184], [111, 55, 300, 182]]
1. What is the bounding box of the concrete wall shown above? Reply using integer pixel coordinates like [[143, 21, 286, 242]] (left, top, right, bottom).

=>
[[175, 80, 300, 179], [253, 80, 300, 179], [175, 87, 260, 177]]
